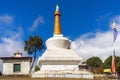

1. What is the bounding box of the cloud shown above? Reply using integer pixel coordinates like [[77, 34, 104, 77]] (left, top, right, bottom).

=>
[[0, 14, 15, 35], [71, 31, 113, 61], [29, 16, 44, 32], [0, 14, 13, 25], [71, 15, 120, 61]]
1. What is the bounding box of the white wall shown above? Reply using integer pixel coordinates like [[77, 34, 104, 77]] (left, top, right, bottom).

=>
[[40, 65, 78, 71], [2, 59, 30, 75]]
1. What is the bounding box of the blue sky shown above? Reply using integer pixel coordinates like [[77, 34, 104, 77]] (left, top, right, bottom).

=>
[[1, 0, 120, 39], [0, 0, 120, 63]]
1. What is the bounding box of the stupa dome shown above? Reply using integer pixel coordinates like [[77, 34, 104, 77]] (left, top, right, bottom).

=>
[[46, 35, 71, 49]]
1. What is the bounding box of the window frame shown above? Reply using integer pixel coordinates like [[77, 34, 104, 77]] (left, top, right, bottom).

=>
[[13, 63, 21, 72]]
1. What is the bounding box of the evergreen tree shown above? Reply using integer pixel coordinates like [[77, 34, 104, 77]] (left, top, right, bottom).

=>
[[24, 35, 44, 74], [86, 56, 103, 68], [104, 56, 120, 71]]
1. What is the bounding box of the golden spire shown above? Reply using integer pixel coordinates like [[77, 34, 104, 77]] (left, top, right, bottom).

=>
[[54, 5, 62, 35]]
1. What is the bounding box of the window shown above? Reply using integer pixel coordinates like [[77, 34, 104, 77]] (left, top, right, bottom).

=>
[[14, 64, 21, 72]]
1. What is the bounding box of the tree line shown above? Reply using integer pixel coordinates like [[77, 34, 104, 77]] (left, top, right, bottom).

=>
[[86, 56, 120, 74]]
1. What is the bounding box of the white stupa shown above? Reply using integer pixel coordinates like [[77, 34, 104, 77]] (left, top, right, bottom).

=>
[[38, 4, 82, 71], [32, 5, 93, 78]]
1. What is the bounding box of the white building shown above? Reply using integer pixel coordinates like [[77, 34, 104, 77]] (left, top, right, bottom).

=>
[[0, 51, 32, 76], [32, 5, 93, 79]]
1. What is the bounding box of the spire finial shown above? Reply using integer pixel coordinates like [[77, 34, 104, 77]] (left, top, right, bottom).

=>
[[56, 4, 59, 11], [112, 22, 116, 29], [54, 4, 62, 35]]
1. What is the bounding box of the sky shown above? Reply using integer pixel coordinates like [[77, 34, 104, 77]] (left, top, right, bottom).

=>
[[1, 0, 120, 71]]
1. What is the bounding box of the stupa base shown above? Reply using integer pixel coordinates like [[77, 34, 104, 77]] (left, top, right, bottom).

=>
[[32, 70, 93, 79]]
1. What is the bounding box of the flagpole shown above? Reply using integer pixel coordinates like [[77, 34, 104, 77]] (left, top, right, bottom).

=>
[[112, 22, 118, 80], [113, 48, 116, 80], [112, 38, 116, 80]]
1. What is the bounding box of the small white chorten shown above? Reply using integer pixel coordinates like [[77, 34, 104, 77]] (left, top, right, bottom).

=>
[[14, 50, 22, 57]]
